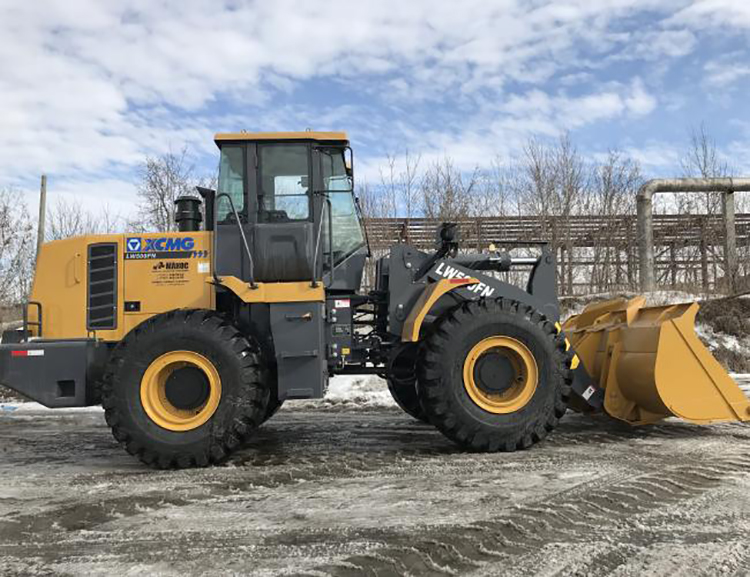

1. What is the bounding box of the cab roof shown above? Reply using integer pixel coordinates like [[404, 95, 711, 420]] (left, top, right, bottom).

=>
[[214, 131, 348, 145]]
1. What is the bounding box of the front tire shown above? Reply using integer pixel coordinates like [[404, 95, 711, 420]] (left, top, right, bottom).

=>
[[101, 309, 269, 468], [387, 377, 428, 423], [417, 299, 571, 452], [386, 344, 428, 422]]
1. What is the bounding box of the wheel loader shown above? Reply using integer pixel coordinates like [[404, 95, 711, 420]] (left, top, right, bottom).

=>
[[1, 131, 748, 468]]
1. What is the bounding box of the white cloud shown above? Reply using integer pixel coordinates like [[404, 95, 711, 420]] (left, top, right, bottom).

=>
[[669, 0, 750, 29], [626, 29, 698, 60], [623, 79, 658, 115], [704, 59, 750, 86], [17, 177, 138, 227], [494, 79, 656, 135], [621, 143, 682, 172]]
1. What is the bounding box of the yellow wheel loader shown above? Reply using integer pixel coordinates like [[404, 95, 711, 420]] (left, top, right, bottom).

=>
[[1, 131, 748, 468]]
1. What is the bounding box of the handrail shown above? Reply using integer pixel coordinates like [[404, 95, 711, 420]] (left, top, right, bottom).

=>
[[327, 195, 334, 285], [214, 192, 257, 289], [23, 301, 43, 338], [311, 192, 334, 288]]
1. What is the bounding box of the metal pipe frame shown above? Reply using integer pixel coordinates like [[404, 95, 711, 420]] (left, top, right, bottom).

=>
[[637, 178, 750, 292]]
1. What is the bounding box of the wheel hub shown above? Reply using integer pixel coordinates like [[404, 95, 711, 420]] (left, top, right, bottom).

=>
[[473, 351, 516, 395], [140, 351, 222, 432], [462, 336, 539, 414], [164, 366, 211, 410]]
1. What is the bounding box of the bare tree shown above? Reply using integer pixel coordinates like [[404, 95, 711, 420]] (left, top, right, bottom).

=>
[[0, 189, 35, 313], [46, 196, 124, 241], [515, 134, 587, 293], [678, 123, 729, 214], [517, 137, 557, 222], [134, 148, 197, 232], [678, 123, 732, 292], [355, 180, 386, 219], [681, 122, 729, 181], [474, 155, 512, 218], [377, 151, 422, 220], [587, 150, 642, 291], [48, 198, 95, 240], [420, 157, 478, 221]]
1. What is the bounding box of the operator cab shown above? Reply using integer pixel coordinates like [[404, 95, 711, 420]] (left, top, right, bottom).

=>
[[211, 131, 368, 292]]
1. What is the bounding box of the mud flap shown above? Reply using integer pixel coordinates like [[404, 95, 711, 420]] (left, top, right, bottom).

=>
[[563, 297, 750, 425]]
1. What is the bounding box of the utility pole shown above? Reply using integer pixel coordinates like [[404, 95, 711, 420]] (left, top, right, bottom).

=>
[[37, 174, 47, 259]]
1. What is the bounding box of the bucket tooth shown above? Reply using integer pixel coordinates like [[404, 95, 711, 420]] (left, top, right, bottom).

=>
[[563, 298, 750, 425]]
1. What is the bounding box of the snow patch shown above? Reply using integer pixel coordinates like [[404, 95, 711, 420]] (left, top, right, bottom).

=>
[[1, 377, 398, 413], [563, 290, 706, 318], [289, 375, 397, 411], [696, 322, 749, 355], [0, 402, 104, 413]]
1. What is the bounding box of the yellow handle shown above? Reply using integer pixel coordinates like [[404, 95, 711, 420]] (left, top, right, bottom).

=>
[[74, 253, 82, 284]]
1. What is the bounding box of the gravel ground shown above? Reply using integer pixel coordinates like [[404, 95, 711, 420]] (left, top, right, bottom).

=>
[[0, 386, 749, 577]]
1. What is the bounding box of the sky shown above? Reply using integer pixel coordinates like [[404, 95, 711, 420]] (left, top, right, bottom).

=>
[[1, 0, 750, 218]]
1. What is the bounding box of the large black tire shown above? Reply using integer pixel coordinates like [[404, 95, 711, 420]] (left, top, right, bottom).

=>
[[101, 309, 269, 468], [386, 344, 428, 423], [259, 365, 283, 425], [387, 377, 428, 423], [261, 397, 284, 424], [417, 298, 571, 452]]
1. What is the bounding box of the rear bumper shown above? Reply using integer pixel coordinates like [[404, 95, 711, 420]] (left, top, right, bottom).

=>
[[0, 340, 109, 407]]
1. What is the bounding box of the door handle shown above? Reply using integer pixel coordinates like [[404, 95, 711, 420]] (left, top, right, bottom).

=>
[[285, 312, 313, 321], [73, 253, 82, 284]]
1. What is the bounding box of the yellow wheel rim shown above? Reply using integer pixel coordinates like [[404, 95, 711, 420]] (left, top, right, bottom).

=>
[[463, 336, 538, 414], [140, 351, 222, 432]]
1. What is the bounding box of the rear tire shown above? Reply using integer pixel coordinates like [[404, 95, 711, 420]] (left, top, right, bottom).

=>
[[417, 298, 571, 452], [101, 309, 269, 469], [259, 365, 283, 425], [261, 397, 284, 424]]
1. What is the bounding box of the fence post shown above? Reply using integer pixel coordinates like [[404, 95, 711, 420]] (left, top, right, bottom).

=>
[[566, 242, 573, 295], [626, 217, 635, 288], [700, 217, 709, 294], [722, 190, 737, 294], [637, 193, 655, 292]]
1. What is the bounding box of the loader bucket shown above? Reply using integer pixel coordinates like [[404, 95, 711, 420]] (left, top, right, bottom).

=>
[[563, 298, 750, 425]]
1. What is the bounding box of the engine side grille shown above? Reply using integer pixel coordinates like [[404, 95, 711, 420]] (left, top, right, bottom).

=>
[[87, 243, 118, 330]]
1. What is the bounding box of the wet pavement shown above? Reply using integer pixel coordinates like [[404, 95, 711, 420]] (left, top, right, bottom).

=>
[[0, 403, 748, 576]]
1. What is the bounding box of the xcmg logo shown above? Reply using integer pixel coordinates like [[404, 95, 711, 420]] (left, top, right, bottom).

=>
[[126, 237, 195, 252]]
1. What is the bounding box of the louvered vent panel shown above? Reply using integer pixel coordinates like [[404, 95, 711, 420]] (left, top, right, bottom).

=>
[[87, 243, 117, 330]]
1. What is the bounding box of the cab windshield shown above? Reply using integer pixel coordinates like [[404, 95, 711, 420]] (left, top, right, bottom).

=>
[[320, 148, 366, 265]]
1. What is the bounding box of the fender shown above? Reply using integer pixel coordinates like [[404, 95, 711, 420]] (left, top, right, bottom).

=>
[[401, 278, 479, 342]]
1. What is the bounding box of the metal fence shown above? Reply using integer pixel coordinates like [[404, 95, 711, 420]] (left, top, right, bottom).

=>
[[362, 214, 750, 295]]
